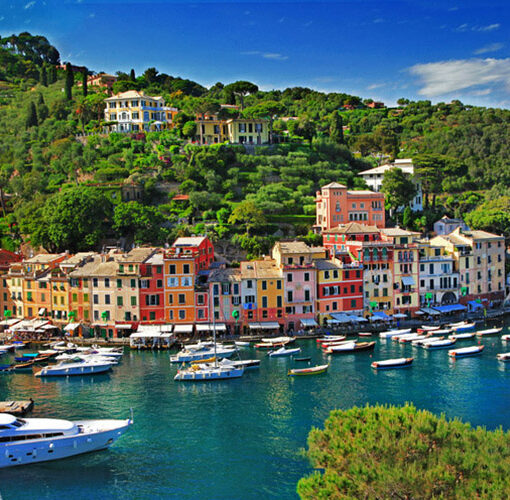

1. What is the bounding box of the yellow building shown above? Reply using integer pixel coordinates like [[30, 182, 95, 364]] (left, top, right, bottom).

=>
[[104, 90, 178, 132], [5, 263, 24, 318], [196, 117, 269, 145]]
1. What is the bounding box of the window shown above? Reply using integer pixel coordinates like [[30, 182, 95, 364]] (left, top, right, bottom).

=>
[[262, 280, 267, 290], [168, 264, 176, 275], [262, 296, 268, 308], [72, 293, 78, 302], [304, 290, 310, 301], [351, 299, 357, 308], [93, 294, 98, 304], [131, 296, 137, 306], [233, 283, 240, 295], [287, 291, 293, 303], [105, 295, 110, 305], [149, 311, 156, 321], [117, 296, 123, 306], [130, 279, 136, 288], [93, 278, 98, 287], [304, 272, 310, 282], [178, 294, 185, 305], [183, 264, 190, 274], [333, 270, 338, 279], [104, 278, 110, 288], [324, 271, 330, 279], [156, 279, 163, 288], [277, 296, 282, 308], [247, 280, 253, 289], [179, 310, 185, 320], [117, 279, 122, 288], [167, 277, 178, 287]]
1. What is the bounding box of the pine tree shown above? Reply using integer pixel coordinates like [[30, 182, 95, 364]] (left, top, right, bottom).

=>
[[130, 68, 136, 81], [65, 63, 73, 100], [82, 70, 88, 97], [49, 65, 57, 84], [26, 102, 38, 128], [40, 65, 48, 86], [38, 93, 45, 105]]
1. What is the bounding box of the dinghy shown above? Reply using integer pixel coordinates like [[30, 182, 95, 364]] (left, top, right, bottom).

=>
[[476, 327, 503, 337], [316, 335, 346, 344], [325, 341, 375, 354], [371, 357, 413, 370], [423, 339, 456, 350], [268, 346, 301, 358], [379, 329, 412, 339], [448, 332, 476, 340], [448, 345, 484, 358], [288, 364, 329, 376]]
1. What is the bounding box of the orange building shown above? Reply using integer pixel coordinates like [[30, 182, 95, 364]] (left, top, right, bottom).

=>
[[314, 182, 385, 232]]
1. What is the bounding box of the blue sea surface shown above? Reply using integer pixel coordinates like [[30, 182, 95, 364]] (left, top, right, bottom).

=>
[[1, 319, 509, 499]]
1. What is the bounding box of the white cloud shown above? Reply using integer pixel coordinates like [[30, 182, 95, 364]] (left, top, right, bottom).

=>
[[455, 22, 500, 33], [409, 57, 510, 97], [24, 1, 35, 9], [241, 51, 288, 61], [367, 83, 386, 90], [474, 43, 504, 55], [471, 88, 492, 96], [88, 12, 96, 18], [478, 23, 500, 32]]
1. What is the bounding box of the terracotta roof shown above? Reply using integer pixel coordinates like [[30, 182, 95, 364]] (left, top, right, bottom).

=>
[[209, 268, 241, 282], [24, 253, 66, 264], [314, 259, 343, 270], [325, 222, 380, 234], [322, 182, 346, 189], [275, 241, 321, 254], [115, 247, 156, 263]]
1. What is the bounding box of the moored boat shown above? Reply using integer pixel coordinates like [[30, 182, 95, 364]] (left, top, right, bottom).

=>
[[358, 332, 372, 337], [316, 335, 346, 344], [399, 334, 427, 344], [170, 345, 236, 363], [35, 360, 113, 377], [448, 345, 484, 358], [288, 364, 329, 376], [496, 352, 510, 362], [423, 339, 457, 350], [448, 332, 476, 340], [0, 412, 131, 468], [379, 328, 412, 339], [476, 327, 503, 337], [234, 341, 251, 347], [411, 336, 444, 347], [325, 341, 375, 354], [261, 336, 295, 345], [294, 356, 311, 362], [268, 346, 301, 358], [417, 325, 441, 333], [502, 334, 510, 342], [174, 364, 244, 381], [371, 357, 414, 370], [450, 322, 475, 333]]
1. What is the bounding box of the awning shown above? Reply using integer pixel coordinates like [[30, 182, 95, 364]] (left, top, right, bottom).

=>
[[300, 318, 318, 327], [92, 323, 109, 327], [38, 308, 46, 315], [420, 308, 440, 316], [330, 313, 351, 323], [348, 315, 368, 322], [41, 324, 58, 330], [401, 276, 415, 286], [0, 319, 21, 327], [173, 324, 194, 334], [130, 332, 161, 339], [369, 315, 384, 321], [259, 322, 280, 329], [160, 325, 173, 332], [467, 300, 484, 311], [115, 324, 133, 330], [393, 313, 408, 319], [372, 311, 390, 320], [195, 323, 227, 332], [64, 323, 80, 332], [433, 304, 467, 314]]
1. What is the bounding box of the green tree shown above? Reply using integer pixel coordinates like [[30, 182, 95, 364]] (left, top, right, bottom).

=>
[[465, 196, 510, 237], [328, 111, 344, 144], [243, 101, 285, 143], [298, 404, 510, 499], [130, 68, 136, 81], [402, 206, 413, 228], [40, 65, 47, 86], [113, 201, 166, 243], [380, 167, 416, 217], [182, 121, 197, 139], [30, 186, 113, 252], [82, 70, 87, 96], [228, 200, 266, 234], [224, 81, 259, 110], [25, 101, 38, 128], [65, 63, 73, 100]]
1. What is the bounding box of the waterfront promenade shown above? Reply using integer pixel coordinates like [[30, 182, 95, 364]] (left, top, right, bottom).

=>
[[0, 317, 509, 499]]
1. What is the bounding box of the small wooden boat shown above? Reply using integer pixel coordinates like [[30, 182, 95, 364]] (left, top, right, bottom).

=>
[[476, 327, 503, 337], [255, 342, 288, 349], [371, 357, 414, 370], [268, 347, 301, 357], [10, 360, 35, 373], [448, 345, 484, 358], [379, 329, 412, 339], [450, 322, 475, 333], [411, 336, 444, 347], [392, 333, 421, 343], [288, 364, 329, 376], [358, 332, 372, 337], [316, 335, 346, 344], [423, 339, 456, 350], [325, 342, 375, 354], [0, 399, 34, 416], [448, 321, 468, 328], [448, 332, 476, 340], [234, 341, 251, 347], [496, 352, 510, 362], [417, 325, 441, 333], [294, 357, 312, 362], [321, 339, 357, 348], [261, 336, 295, 344]]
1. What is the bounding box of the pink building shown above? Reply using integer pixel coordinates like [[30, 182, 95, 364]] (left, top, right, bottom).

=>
[[314, 182, 385, 232]]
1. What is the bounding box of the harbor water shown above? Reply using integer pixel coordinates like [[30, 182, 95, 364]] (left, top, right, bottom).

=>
[[1, 319, 510, 499]]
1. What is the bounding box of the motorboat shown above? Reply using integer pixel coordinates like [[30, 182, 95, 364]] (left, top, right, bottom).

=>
[[371, 357, 414, 370], [358, 332, 372, 337], [496, 352, 510, 362], [217, 358, 260, 370], [417, 325, 441, 333], [170, 345, 236, 363], [316, 335, 346, 344], [411, 336, 444, 347], [325, 342, 375, 354], [54, 354, 119, 365], [448, 345, 484, 358], [288, 364, 329, 376], [0, 412, 131, 468], [174, 363, 244, 381], [321, 339, 358, 348], [503, 334, 510, 342], [448, 332, 476, 341], [0, 345, 16, 353], [268, 347, 301, 358], [423, 339, 457, 350], [379, 329, 412, 339], [234, 341, 251, 347], [261, 336, 295, 344], [451, 323, 476, 333], [476, 328, 503, 337], [35, 360, 113, 377], [399, 335, 427, 344]]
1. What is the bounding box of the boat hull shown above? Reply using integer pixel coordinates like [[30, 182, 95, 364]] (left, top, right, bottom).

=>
[[288, 364, 329, 376], [0, 419, 130, 469], [35, 364, 112, 377], [371, 358, 413, 370], [174, 367, 244, 381]]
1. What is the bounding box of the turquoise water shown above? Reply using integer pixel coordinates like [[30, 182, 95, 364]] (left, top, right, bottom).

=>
[[1, 319, 510, 499]]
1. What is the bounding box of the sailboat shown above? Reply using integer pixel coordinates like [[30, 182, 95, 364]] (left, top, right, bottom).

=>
[[174, 300, 244, 382]]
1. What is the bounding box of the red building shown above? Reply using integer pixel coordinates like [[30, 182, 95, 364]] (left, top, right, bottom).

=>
[[139, 253, 165, 323], [172, 237, 214, 271]]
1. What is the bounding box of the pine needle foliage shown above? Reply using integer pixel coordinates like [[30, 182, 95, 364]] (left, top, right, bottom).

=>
[[298, 404, 510, 500]]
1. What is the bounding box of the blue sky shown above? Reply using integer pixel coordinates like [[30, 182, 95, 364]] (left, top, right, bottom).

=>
[[1, 0, 509, 107]]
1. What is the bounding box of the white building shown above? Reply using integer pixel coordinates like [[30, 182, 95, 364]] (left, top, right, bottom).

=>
[[359, 159, 423, 212], [104, 90, 178, 132]]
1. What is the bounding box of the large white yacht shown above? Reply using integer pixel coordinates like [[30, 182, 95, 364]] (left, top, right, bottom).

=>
[[0, 412, 131, 468], [35, 359, 113, 377]]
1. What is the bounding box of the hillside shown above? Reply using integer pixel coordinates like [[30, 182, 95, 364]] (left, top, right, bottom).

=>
[[0, 32, 509, 256]]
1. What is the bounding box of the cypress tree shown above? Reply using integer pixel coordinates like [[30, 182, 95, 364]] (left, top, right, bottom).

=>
[[26, 102, 38, 128], [49, 65, 57, 84], [130, 68, 136, 81], [40, 65, 48, 86], [38, 93, 45, 105], [65, 63, 73, 100], [82, 70, 88, 97]]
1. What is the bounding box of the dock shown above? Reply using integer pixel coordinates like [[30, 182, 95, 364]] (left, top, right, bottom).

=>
[[0, 399, 34, 416]]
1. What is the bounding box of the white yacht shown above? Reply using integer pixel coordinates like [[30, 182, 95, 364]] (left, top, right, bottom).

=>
[[170, 345, 236, 363], [0, 412, 131, 468], [35, 359, 113, 377], [174, 363, 244, 381]]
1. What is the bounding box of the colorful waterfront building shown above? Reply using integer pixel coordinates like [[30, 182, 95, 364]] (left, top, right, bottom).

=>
[[0, 249, 22, 317], [314, 182, 385, 232], [172, 237, 215, 271], [208, 267, 242, 335], [6, 262, 24, 318], [271, 241, 324, 331], [139, 252, 165, 323], [430, 228, 506, 307], [68, 255, 102, 325]]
